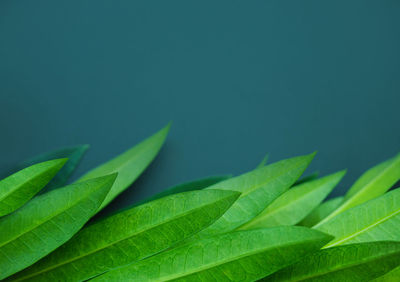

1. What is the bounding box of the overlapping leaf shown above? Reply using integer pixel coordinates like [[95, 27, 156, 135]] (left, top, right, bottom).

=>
[[373, 265, 400, 281], [316, 153, 400, 226], [92, 226, 332, 282], [77, 124, 170, 210], [0, 174, 116, 279], [0, 159, 67, 217], [240, 170, 345, 229], [299, 196, 344, 227], [17, 145, 89, 192], [316, 188, 400, 248], [137, 175, 231, 205], [194, 153, 315, 237], [267, 241, 400, 281], [11, 189, 240, 281]]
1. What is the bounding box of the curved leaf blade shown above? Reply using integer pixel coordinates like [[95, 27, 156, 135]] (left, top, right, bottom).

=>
[[266, 241, 400, 282], [78, 123, 170, 210], [0, 159, 67, 217], [137, 174, 231, 205], [11, 189, 240, 281], [316, 153, 400, 227], [240, 170, 345, 229], [196, 153, 315, 236], [0, 174, 116, 279], [17, 145, 89, 192], [93, 226, 332, 282], [299, 196, 344, 227], [316, 188, 400, 248]]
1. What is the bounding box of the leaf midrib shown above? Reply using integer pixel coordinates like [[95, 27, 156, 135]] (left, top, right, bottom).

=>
[[158, 238, 318, 282], [0, 186, 96, 249], [214, 160, 306, 199], [244, 183, 324, 227], [15, 195, 233, 281], [323, 206, 400, 248], [293, 249, 400, 281], [329, 157, 399, 220]]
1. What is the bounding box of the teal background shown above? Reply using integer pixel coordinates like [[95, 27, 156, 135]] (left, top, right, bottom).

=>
[[1, 1, 399, 212]]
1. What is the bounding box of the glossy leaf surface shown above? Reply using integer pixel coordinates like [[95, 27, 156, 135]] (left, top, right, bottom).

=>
[[12, 189, 240, 281], [0, 174, 116, 279], [0, 159, 67, 217], [93, 226, 331, 282]]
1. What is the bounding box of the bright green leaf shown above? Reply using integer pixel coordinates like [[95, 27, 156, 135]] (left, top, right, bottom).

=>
[[240, 170, 345, 229], [17, 145, 89, 193], [137, 175, 231, 205], [77, 123, 170, 210], [92, 226, 332, 282], [299, 196, 344, 227], [316, 153, 400, 227], [0, 159, 67, 217], [266, 241, 400, 282], [10, 189, 240, 281], [0, 174, 116, 279], [195, 153, 315, 237], [316, 188, 400, 248]]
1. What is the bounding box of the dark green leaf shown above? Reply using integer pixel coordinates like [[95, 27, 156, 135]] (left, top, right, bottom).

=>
[[93, 226, 332, 282], [0, 159, 67, 217], [266, 241, 400, 282], [17, 145, 89, 192], [256, 153, 269, 168], [137, 175, 231, 205], [77, 123, 170, 210], [294, 171, 319, 186], [0, 174, 116, 279]]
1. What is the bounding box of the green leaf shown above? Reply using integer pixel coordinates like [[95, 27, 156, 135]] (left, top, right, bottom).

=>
[[77, 123, 170, 210], [0, 159, 67, 217], [266, 241, 400, 282], [17, 145, 89, 192], [299, 196, 344, 227], [137, 175, 231, 205], [372, 265, 400, 282], [316, 188, 400, 248], [256, 153, 269, 168], [294, 171, 319, 186], [0, 174, 116, 279], [239, 170, 345, 229], [10, 189, 240, 281], [315, 153, 400, 227], [195, 153, 315, 237], [92, 226, 332, 282]]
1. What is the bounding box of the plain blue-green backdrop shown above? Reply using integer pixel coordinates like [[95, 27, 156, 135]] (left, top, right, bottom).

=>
[[1, 0, 399, 214]]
